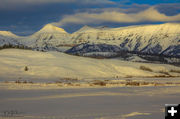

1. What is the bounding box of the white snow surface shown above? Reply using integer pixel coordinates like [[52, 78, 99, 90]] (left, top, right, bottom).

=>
[[0, 49, 180, 80], [0, 84, 180, 119]]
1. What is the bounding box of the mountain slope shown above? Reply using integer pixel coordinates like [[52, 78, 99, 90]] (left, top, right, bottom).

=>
[[0, 31, 20, 47], [66, 43, 122, 58], [70, 23, 180, 57], [0, 31, 18, 38]]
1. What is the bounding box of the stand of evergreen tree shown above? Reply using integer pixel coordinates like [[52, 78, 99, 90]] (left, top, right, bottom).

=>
[[0, 44, 32, 50]]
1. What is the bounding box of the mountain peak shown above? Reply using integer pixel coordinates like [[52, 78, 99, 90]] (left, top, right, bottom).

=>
[[81, 25, 93, 30], [76, 25, 96, 33], [0, 31, 18, 37], [37, 24, 67, 34]]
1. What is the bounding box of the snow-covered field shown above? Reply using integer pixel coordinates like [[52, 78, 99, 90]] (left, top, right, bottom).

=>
[[0, 86, 180, 119], [0, 49, 180, 80], [0, 49, 180, 119]]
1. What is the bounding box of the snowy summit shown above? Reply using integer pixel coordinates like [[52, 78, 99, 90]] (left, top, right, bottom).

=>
[[35, 24, 67, 34]]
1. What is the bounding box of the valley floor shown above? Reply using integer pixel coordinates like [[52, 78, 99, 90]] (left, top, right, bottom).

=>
[[0, 85, 180, 119]]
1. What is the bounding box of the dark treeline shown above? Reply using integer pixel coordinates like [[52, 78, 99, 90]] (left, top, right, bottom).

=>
[[0, 44, 32, 50]]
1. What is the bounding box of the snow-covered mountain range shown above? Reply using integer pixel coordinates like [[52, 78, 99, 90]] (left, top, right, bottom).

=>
[[0, 23, 180, 57], [70, 23, 180, 57]]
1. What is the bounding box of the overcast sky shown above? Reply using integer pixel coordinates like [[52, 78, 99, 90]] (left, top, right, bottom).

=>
[[0, 0, 180, 36]]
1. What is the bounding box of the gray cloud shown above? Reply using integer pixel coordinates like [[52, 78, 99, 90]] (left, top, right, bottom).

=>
[[75, 4, 150, 14], [52, 7, 180, 26], [0, 0, 114, 10], [155, 3, 180, 16]]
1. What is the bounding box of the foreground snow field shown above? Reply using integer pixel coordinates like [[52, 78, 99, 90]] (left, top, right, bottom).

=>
[[0, 86, 180, 119], [0, 49, 180, 81]]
